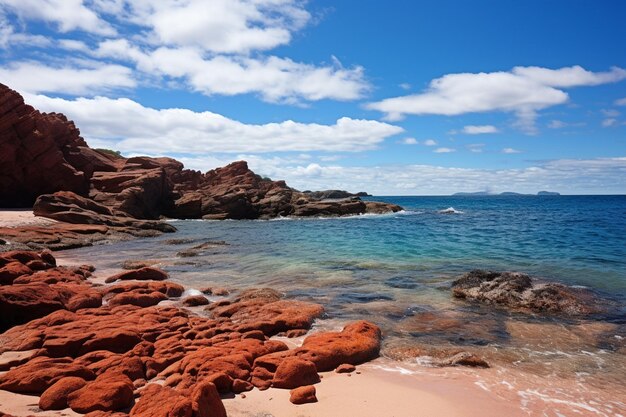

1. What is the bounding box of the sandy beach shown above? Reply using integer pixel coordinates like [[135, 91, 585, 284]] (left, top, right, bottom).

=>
[[0, 210, 57, 228]]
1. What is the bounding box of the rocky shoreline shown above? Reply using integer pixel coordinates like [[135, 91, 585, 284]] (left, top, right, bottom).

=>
[[0, 249, 382, 416]]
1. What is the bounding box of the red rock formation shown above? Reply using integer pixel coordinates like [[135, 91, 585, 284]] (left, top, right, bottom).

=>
[[39, 377, 87, 410], [0, 84, 92, 206], [0, 251, 383, 414], [1, 83, 402, 223]]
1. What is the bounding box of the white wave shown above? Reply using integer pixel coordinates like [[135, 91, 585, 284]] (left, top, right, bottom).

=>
[[438, 207, 464, 214], [181, 288, 203, 297]]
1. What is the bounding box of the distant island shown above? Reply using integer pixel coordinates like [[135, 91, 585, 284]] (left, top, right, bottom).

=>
[[453, 191, 561, 196]]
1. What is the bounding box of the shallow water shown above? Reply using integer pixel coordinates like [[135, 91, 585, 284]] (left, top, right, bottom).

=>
[[61, 195, 626, 414]]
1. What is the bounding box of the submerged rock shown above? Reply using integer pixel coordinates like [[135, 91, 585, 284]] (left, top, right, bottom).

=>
[[452, 270, 605, 315]]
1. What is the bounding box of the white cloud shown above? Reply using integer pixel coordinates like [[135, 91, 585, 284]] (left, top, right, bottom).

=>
[[25, 93, 404, 153], [423, 139, 437, 146], [173, 155, 626, 195], [434, 147, 455, 153], [616, 97, 626, 106], [135, 49, 369, 103], [0, 21, 50, 48], [400, 137, 418, 145], [0, 0, 116, 35], [399, 83, 411, 90], [548, 119, 567, 129], [602, 118, 617, 127], [366, 66, 626, 133], [502, 148, 521, 154], [58, 39, 90, 52], [461, 125, 499, 134], [133, 0, 310, 54], [0, 1, 369, 104], [0, 62, 135, 95]]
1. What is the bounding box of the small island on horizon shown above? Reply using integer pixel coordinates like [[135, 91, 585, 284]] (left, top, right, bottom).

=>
[[452, 191, 561, 196]]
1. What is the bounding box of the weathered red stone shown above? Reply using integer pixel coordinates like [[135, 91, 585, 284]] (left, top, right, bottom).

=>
[[272, 357, 320, 389], [289, 385, 317, 405], [39, 376, 87, 410]]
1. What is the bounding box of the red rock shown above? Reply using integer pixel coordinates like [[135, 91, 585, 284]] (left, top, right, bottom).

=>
[[79, 329, 142, 355], [105, 267, 169, 283], [130, 384, 192, 417], [272, 357, 320, 389], [0, 356, 95, 394], [104, 281, 184, 298], [0, 84, 90, 207], [335, 363, 356, 373], [0, 281, 102, 331], [289, 385, 317, 405], [182, 295, 209, 307], [0, 261, 32, 285], [67, 372, 134, 413], [39, 376, 87, 410], [108, 290, 168, 307], [191, 381, 226, 417], [296, 321, 381, 372], [232, 379, 254, 393]]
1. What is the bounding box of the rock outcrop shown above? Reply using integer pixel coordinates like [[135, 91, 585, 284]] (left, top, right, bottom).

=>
[[0, 251, 383, 415], [0, 83, 402, 225], [452, 270, 607, 315]]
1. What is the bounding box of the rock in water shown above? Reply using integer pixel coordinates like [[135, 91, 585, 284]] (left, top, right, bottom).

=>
[[452, 270, 606, 315]]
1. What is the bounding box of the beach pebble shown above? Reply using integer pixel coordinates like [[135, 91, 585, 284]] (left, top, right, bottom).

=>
[[335, 363, 356, 374]]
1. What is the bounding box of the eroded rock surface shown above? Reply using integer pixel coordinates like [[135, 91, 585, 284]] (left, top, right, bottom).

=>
[[0, 251, 383, 415]]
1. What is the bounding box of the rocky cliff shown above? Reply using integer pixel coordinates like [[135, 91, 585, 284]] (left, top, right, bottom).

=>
[[0, 84, 401, 221]]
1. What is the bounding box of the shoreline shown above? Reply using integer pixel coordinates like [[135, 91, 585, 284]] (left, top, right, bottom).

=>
[[1, 211, 625, 417]]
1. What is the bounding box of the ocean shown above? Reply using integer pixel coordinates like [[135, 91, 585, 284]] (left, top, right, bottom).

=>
[[61, 195, 626, 411]]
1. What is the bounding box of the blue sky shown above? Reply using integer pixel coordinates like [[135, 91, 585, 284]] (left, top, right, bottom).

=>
[[1, 0, 625, 194]]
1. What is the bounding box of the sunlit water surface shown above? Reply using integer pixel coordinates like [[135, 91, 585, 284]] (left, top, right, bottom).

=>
[[61, 195, 626, 415]]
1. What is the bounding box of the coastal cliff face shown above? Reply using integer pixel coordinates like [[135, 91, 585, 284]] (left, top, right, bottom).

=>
[[0, 84, 401, 221]]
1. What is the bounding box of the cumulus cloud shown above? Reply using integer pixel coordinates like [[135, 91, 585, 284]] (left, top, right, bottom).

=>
[[400, 137, 418, 145], [616, 97, 626, 106], [0, 0, 116, 35], [127, 0, 311, 54], [25, 93, 404, 153], [423, 139, 437, 146], [366, 66, 626, 133], [0, 62, 135, 95], [0, 0, 369, 103], [461, 125, 499, 134], [434, 147, 455, 153]]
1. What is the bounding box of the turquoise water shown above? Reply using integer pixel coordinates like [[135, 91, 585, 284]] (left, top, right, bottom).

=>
[[57, 194, 626, 415], [63, 195, 626, 389]]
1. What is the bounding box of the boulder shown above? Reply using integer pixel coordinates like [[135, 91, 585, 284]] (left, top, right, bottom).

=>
[[39, 376, 87, 410], [182, 295, 209, 307], [67, 372, 135, 413], [289, 385, 317, 405], [130, 384, 192, 417], [0, 356, 94, 394], [452, 270, 606, 315], [105, 267, 169, 283], [272, 357, 320, 389], [190, 381, 226, 417]]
